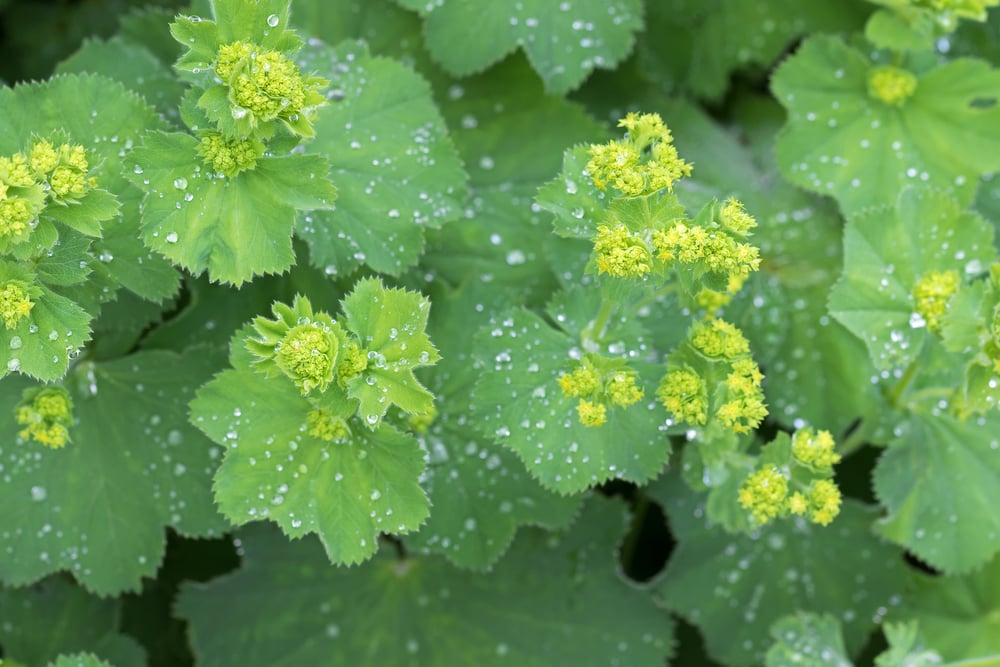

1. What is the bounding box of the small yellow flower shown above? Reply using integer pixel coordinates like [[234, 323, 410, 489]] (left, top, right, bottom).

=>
[[576, 399, 607, 427], [913, 269, 961, 332], [787, 492, 809, 515], [868, 66, 918, 107], [606, 371, 643, 407], [16, 386, 74, 449], [306, 408, 351, 442], [558, 364, 602, 398], [791, 428, 841, 471], [592, 224, 653, 279], [199, 132, 264, 177], [585, 112, 692, 196], [0, 280, 35, 329], [738, 466, 789, 524], [691, 319, 751, 359], [807, 479, 842, 526], [720, 198, 757, 236], [656, 367, 708, 425], [277, 324, 339, 395], [408, 404, 438, 434]]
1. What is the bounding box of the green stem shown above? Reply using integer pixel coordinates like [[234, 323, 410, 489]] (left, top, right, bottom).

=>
[[885, 360, 920, 409], [582, 296, 616, 350], [838, 421, 870, 457]]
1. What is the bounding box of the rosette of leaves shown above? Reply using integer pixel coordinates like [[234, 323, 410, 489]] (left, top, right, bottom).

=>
[[126, 0, 338, 286], [773, 34, 1000, 217], [0, 74, 175, 381], [190, 277, 441, 565]]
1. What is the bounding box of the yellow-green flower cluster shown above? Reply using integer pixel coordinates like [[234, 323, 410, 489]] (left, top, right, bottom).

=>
[[791, 428, 841, 471], [0, 279, 34, 329], [558, 358, 644, 428], [276, 323, 339, 395], [867, 66, 918, 107], [586, 112, 692, 197], [247, 296, 365, 398], [913, 269, 961, 332], [651, 218, 761, 283], [306, 408, 350, 442], [31, 139, 93, 201], [655, 367, 708, 425], [214, 40, 321, 126], [918, 0, 998, 20], [408, 404, 438, 434], [718, 358, 768, 434], [592, 224, 653, 278], [691, 318, 751, 359], [198, 132, 264, 177], [739, 468, 842, 527], [738, 466, 789, 524], [788, 480, 842, 526], [15, 386, 74, 449]]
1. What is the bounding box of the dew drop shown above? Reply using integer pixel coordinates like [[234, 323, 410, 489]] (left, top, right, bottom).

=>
[[266, 13, 280, 27], [31, 486, 46, 501], [165, 232, 179, 244], [173, 177, 188, 190], [9, 336, 22, 350]]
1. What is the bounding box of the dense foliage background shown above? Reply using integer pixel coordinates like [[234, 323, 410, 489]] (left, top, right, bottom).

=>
[[1, 0, 999, 666]]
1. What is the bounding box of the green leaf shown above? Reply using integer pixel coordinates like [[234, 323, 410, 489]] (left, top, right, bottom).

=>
[[0, 285, 92, 382], [651, 472, 906, 667], [405, 282, 581, 568], [895, 555, 1000, 662], [41, 188, 120, 238], [190, 327, 430, 566], [829, 187, 996, 372], [126, 131, 337, 286], [294, 40, 466, 277], [639, 0, 871, 101], [56, 37, 184, 121], [0, 348, 228, 594], [34, 232, 93, 287], [394, 0, 644, 94], [471, 307, 670, 494], [876, 622, 944, 667], [765, 613, 851, 667], [425, 55, 607, 304], [0, 577, 144, 667], [341, 277, 440, 426], [873, 411, 1000, 573], [774, 36, 1000, 216], [177, 496, 673, 667], [49, 655, 114, 667]]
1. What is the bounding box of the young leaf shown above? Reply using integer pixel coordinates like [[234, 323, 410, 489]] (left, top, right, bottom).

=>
[[49, 655, 114, 667], [393, 0, 644, 94], [873, 411, 1000, 574], [0, 348, 228, 594], [190, 326, 430, 566], [0, 283, 92, 382], [341, 277, 440, 425], [125, 130, 337, 286], [829, 187, 996, 372], [651, 472, 906, 667], [774, 35, 1000, 216], [0, 577, 145, 667], [894, 554, 1000, 661], [471, 307, 669, 494], [765, 613, 851, 667], [293, 40, 467, 277], [177, 496, 674, 667]]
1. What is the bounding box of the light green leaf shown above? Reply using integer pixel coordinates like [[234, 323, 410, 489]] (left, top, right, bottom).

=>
[[341, 277, 440, 426], [829, 187, 996, 372], [406, 282, 581, 568], [0, 348, 228, 594], [190, 328, 430, 566], [34, 232, 93, 287], [895, 555, 1000, 662], [49, 655, 114, 667], [535, 144, 611, 239], [765, 613, 852, 667], [0, 577, 144, 667], [471, 307, 670, 494], [873, 411, 1000, 574], [651, 472, 906, 667], [0, 286, 92, 382], [774, 36, 1000, 216], [876, 622, 944, 667], [56, 37, 184, 121], [294, 40, 466, 277], [41, 188, 120, 238], [126, 131, 336, 286], [394, 0, 643, 94], [177, 496, 673, 667]]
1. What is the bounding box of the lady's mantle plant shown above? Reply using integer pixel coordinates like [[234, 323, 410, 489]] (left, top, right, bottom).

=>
[[1, 0, 1000, 665]]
